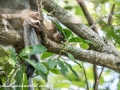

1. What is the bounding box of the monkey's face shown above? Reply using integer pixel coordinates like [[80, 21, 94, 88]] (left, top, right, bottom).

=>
[[43, 19, 64, 43], [46, 28, 64, 43]]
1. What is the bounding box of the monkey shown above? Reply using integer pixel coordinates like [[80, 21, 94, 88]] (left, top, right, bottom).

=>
[[0, 0, 64, 90], [1, 8, 64, 43], [0, 8, 64, 90]]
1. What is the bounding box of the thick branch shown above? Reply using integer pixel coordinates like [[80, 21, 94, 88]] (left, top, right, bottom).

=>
[[76, 1, 100, 90], [42, 0, 120, 56], [42, 0, 106, 51], [45, 39, 120, 73], [0, 0, 120, 73], [0, 18, 22, 46], [77, 0, 98, 33], [0, 22, 120, 73]]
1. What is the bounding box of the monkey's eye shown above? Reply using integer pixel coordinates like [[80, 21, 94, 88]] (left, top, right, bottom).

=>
[[51, 37, 55, 40], [53, 30, 57, 33]]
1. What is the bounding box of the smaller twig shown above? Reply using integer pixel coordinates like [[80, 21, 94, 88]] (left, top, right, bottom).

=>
[[49, 54, 57, 60], [47, 10, 56, 16], [94, 67, 104, 90], [115, 7, 120, 13], [108, 4, 115, 25], [37, 0, 47, 40], [76, 0, 108, 31], [98, 67, 104, 81], [58, 40, 69, 58], [6, 67, 19, 85], [93, 65, 98, 90], [77, 0, 98, 33], [76, 1, 104, 90], [82, 62, 89, 90], [37, 0, 44, 26], [58, 45, 65, 58], [32, 74, 39, 78], [90, 16, 107, 29], [3, 57, 7, 63]]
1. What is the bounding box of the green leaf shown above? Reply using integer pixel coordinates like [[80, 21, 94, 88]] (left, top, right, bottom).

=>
[[102, 25, 114, 39], [31, 44, 47, 55], [19, 44, 47, 57], [75, 6, 84, 16], [67, 53, 81, 68], [50, 68, 60, 74], [0, 72, 6, 78], [80, 42, 89, 49], [69, 37, 84, 42], [42, 62, 49, 68], [18, 46, 33, 57], [118, 77, 120, 90], [9, 46, 17, 57], [8, 47, 18, 66], [38, 71, 48, 82], [49, 18, 63, 32], [48, 59, 57, 69], [0, 47, 8, 57], [15, 67, 23, 90], [69, 37, 95, 45], [64, 5, 73, 10], [24, 59, 48, 74], [0, 62, 3, 66], [67, 53, 74, 61], [63, 29, 74, 40], [84, 40, 95, 45], [4, 62, 13, 75], [48, 18, 67, 39], [41, 52, 54, 59], [23, 73, 28, 90], [65, 62, 78, 77], [8, 55, 17, 67], [58, 59, 68, 76]]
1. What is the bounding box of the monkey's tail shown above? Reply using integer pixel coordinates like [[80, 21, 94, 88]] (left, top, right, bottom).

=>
[[26, 62, 34, 90], [23, 19, 40, 90], [28, 78, 34, 90], [26, 54, 40, 90]]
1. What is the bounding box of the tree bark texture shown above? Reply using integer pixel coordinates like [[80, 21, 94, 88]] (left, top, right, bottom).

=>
[[0, 0, 120, 73]]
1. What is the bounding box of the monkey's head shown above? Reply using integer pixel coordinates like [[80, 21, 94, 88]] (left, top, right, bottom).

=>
[[46, 28, 64, 43], [43, 20, 64, 43]]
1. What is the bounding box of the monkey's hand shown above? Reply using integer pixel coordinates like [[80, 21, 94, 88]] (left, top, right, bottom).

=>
[[27, 12, 43, 32]]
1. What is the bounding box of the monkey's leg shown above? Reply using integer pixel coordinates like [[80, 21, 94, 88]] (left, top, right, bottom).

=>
[[23, 19, 40, 90]]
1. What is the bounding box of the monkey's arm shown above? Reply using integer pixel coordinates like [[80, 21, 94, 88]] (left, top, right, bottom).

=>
[[1, 8, 64, 43]]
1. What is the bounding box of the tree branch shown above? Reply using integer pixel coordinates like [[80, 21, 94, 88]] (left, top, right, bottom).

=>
[[0, 19, 120, 73], [0, 18, 22, 46], [76, 1, 104, 90], [77, 0, 98, 33], [44, 38, 120, 73], [0, 0, 120, 73], [42, 0, 120, 57]]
